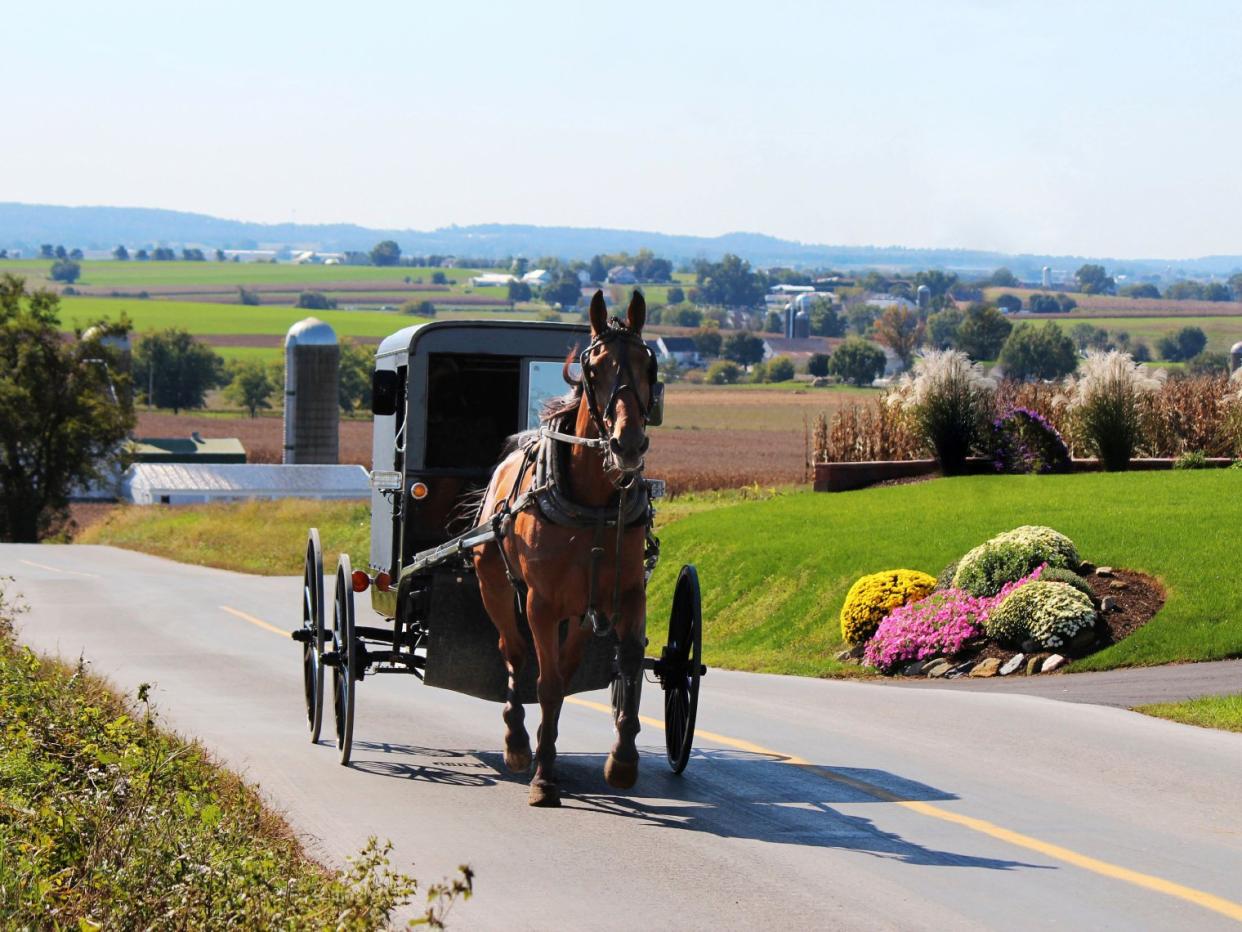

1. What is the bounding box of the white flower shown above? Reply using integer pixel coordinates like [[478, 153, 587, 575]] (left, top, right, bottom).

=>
[[887, 349, 995, 410], [1063, 350, 1165, 409]]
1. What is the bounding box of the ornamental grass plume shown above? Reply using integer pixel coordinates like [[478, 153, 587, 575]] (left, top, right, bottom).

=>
[[887, 350, 995, 474], [1063, 350, 1164, 471]]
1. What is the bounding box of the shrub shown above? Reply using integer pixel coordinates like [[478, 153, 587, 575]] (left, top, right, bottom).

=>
[[935, 560, 959, 591], [986, 580, 1096, 649], [998, 322, 1078, 380], [401, 299, 436, 317], [767, 355, 795, 382], [1064, 350, 1164, 471], [863, 589, 989, 672], [807, 352, 830, 377], [1173, 450, 1211, 470], [887, 349, 995, 474], [990, 407, 1071, 474], [296, 291, 337, 311], [706, 360, 741, 384], [829, 337, 885, 386], [953, 525, 1079, 597], [1037, 566, 1095, 599], [839, 569, 936, 645]]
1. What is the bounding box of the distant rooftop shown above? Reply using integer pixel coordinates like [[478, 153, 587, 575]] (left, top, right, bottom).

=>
[[130, 435, 246, 464]]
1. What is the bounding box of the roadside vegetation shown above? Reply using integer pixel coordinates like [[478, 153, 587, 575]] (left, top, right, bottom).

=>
[[0, 581, 471, 928], [1136, 694, 1242, 733]]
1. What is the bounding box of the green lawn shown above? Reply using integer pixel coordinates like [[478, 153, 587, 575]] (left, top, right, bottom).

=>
[[644, 471, 1242, 676], [2, 259, 487, 288], [1136, 694, 1242, 733], [58, 295, 427, 338]]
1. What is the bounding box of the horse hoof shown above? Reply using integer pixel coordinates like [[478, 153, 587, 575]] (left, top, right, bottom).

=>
[[528, 780, 561, 807], [505, 746, 532, 773], [604, 754, 639, 790]]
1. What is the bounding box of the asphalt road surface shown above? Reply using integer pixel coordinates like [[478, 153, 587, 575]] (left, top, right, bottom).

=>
[[5, 544, 1242, 930]]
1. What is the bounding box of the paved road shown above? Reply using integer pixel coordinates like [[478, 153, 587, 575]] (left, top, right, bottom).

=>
[[5, 544, 1242, 930], [893, 658, 1242, 707]]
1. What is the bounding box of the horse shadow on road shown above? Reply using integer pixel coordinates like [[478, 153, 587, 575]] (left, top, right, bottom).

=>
[[348, 740, 1047, 872]]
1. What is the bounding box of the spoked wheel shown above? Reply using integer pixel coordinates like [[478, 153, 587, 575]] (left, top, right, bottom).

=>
[[301, 529, 325, 743], [331, 554, 358, 766], [660, 564, 702, 774]]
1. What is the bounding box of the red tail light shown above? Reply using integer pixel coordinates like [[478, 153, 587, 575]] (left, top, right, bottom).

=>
[[375, 571, 392, 592], [351, 570, 370, 593]]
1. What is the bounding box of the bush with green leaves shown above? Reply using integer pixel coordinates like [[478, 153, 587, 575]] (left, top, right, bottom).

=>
[[1064, 350, 1165, 471], [706, 359, 741, 384], [886, 349, 995, 474], [953, 525, 1080, 597], [1037, 566, 1095, 599], [1173, 451, 1211, 470], [986, 580, 1097, 649], [935, 559, 959, 591]]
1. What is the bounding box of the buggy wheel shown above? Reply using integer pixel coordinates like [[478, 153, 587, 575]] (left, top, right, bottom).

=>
[[331, 554, 357, 766], [662, 564, 702, 774], [301, 529, 326, 743]]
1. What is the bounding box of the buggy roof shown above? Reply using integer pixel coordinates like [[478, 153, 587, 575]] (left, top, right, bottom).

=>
[[376, 319, 590, 361]]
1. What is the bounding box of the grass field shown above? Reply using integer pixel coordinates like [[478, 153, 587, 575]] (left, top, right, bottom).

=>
[[2, 258, 486, 287], [58, 295, 427, 338], [641, 471, 1242, 677], [1028, 315, 1242, 355], [983, 286, 1242, 317], [1136, 694, 1242, 733]]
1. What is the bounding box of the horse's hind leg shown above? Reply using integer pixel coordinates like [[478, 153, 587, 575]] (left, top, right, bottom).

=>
[[527, 593, 565, 807], [605, 587, 645, 790], [476, 551, 531, 773]]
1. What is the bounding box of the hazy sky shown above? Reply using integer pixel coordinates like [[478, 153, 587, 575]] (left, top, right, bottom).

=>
[[4, 0, 1240, 258]]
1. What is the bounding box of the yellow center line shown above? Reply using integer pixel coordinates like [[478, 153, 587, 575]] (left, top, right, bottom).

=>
[[564, 695, 1242, 923], [219, 605, 290, 638], [18, 558, 101, 579]]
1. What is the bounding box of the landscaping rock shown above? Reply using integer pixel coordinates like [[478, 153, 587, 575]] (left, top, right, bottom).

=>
[[924, 660, 952, 678], [969, 658, 1002, 677], [1095, 566, 1114, 577], [1109, 579, 1129, 591], [812, 376, 830, 388], [1020, 638, 1040, 653], [999, 654, 1025, 676], [1042, 654, 1067, 673], [1026, 653, 1050, 675], [1078, 561, 1096, 574], [835, 645, 865, 662], [1101, 595, 1117, 612], [903, 660, 927, 676]]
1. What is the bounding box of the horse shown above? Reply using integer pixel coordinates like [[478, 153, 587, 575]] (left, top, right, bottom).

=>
[[473, 289, 657, 807]]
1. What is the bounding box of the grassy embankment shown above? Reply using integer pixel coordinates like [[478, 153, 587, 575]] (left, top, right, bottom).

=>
[[1136, 694, 1242, 733], [0, 584, 470, 927], [80, 473, 1242, 678]]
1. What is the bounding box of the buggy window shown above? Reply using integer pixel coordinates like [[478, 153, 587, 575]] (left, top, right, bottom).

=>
[[527, 360, 573, 429], [424, 353, 521, 469]]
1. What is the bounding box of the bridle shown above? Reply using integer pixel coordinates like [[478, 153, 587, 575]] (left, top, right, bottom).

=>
[[539, 323, 660, 485]]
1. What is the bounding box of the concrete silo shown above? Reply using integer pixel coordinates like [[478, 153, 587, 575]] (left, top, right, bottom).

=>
[[81, 323, 132, 407], [1231, 340, 1242, 374], [283, 317, 340, 464], [1041, 266, 1052, 289], [916, 284, 931, 309]]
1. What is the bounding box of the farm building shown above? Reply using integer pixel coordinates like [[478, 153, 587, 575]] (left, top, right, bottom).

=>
[[762, 336, 836, 364], [651, 336, 701, 367], [606, 266, 638, 285], [130, 434, 246, 464], [470, 273, 517, 287], [123, 464, 369, 505], [521, 268, 554, 287]]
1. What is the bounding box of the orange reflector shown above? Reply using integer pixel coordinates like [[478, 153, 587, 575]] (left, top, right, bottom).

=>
[[351, 570, 370, 593], [411, 481, 429, 500], [375, 571, 392, 592]]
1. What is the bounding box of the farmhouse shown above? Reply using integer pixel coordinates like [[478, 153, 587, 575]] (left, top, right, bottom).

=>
[[123, 463, 370, 505], [606, 266, 638, 285], [651, 336, 701, 367], [761, 336, 836, 365]]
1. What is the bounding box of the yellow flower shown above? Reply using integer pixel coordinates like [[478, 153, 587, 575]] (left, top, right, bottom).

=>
[[840, 569, 936, 645]]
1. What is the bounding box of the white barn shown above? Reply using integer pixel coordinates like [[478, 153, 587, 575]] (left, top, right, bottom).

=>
[[123, 464, 370, 505]]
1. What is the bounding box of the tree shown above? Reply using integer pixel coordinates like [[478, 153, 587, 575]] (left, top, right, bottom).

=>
[[1203, 282, 1232, 302], [181, 248, 205, 261], [510, 257, 529, 277], [722, 331, 765, 366], [1164, 280, 1204, 301], [135, 248, 149, 261], [995, 293, 1022, 313], [998, 323, 1078, 381], [39, 245, 54, 259], [296, 291, 337, 310], [766, 355, 795, 382], [1071, 323, 1110, 352], [215, 248, 226, 262], [132, 328, 226, 413], [808, 300, 845, 337], [872, 306, 924, 369], [633, 252, 672, 282], [1229, 273, 1242, 300], [926, 307, 963, 349], [955, 304, 1012, 360], [237, 286, 261, 306], [50, 259, 81, 284], [695, 254, 764, 308], [401, 300, 436, 317], [673, 306, 703, 327], [113, 245, 129, 261], [705, 360, 740, 384], [508, 280, 532, 303], [764, 311, 783, 333], [69, 248, 84, 260], [430, 270, 448, 285], [338, 339, 373, 413], [846, 304, 878, 335], [913, 269, 959, 309], [225, 359, 277, 417], [667, 285, 685, 305], [1075, 264, 1115, 295], [1120, 283, 1160, 299], [691, 328, 722, 357], [807, 352, 830, 377], [370, 240, 401, 266], [588, 255, 608, 284], [989, 267, 1018, 287], [1176, 326, 1208, 360], [829, 338, 885, 386], [1188, 351, 1230, 377], [54, 245, 67, 260], [0, 275, 134, 541], [543, 274, 582, 307]]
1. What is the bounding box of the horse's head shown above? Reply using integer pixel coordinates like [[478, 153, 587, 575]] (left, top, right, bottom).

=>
[[581, 289, 658, 478]]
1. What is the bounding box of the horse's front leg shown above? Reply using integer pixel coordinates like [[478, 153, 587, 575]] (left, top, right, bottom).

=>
[[605, 585, 646, 790], [527, 592, 565, 807]]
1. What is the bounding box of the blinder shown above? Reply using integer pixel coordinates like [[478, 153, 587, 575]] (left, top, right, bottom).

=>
[[578, 327, 662, 434]]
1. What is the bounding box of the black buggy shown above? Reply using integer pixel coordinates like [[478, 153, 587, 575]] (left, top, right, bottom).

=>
[[292, 320, 704, 772]]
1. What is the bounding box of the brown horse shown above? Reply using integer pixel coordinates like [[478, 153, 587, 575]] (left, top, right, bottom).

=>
[[473, 290, 655, 806]]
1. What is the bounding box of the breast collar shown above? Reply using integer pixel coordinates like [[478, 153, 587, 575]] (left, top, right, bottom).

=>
[[530, 428, 651, 529]]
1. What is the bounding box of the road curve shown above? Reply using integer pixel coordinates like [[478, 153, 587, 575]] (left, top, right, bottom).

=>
[[5, 544, 1241, 930]]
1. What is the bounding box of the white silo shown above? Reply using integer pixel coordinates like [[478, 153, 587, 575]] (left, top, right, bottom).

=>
[[81, 323, 133, 407], [283, 317, 340, 464], [1041, 266, 1052, 289], [916, 284, 931, 309], [1231, 340, 1242, 374]]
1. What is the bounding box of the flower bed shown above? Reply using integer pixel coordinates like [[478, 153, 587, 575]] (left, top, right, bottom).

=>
[[838, 524, 1166, 677]]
